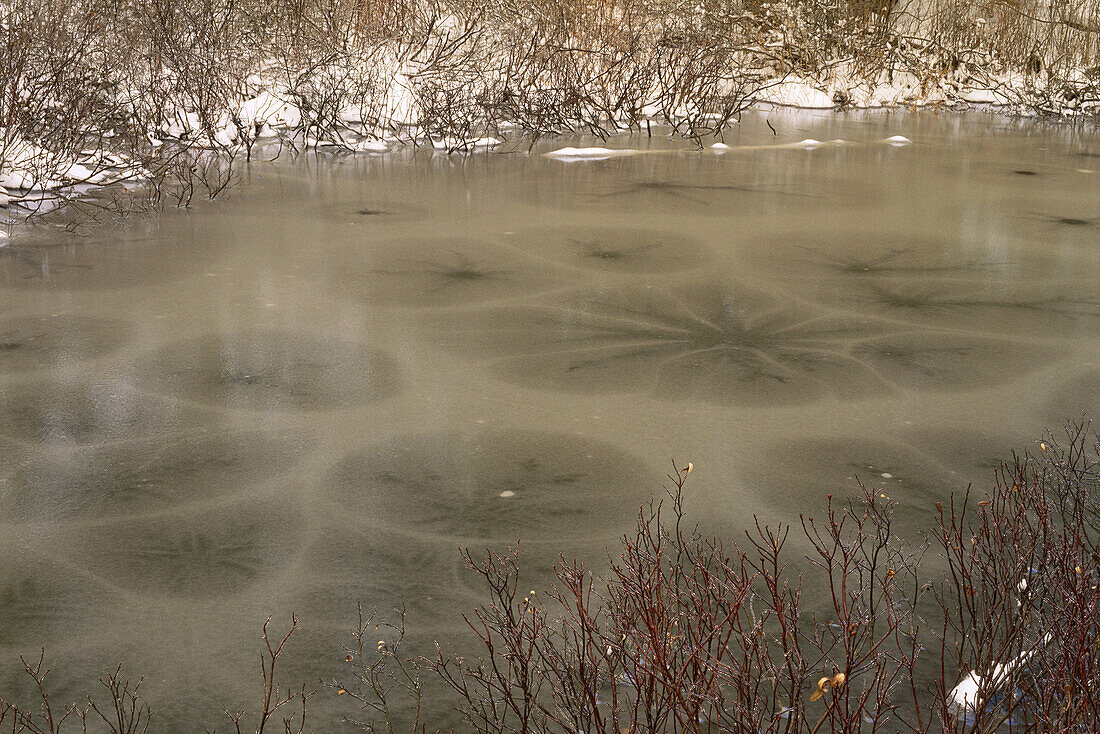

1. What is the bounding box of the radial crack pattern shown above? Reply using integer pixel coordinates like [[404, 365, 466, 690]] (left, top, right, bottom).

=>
[[68, 500, 304, 596], [0, 315, 132, 374], [312, 236, 570, 307], [328, 428, 651, 542], [2, 431, 309, 520], [133, 330, 401, 411], [420, 282, 1053, 405], [510, 226, 709, 274], [851, 283, 1100, 336]]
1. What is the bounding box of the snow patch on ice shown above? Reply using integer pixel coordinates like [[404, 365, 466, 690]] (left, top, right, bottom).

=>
[[351, 139, 390, 153], [947, 633, 1052, 715], [544, 146, 638, 160], [238, 90, 302, 130]]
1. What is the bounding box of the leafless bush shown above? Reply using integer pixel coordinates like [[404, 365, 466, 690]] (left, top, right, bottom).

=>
[[0, 652, 150, 734], [933, 418, 1100, 731], [327, 605, 428, 733], [0, 618, 310, 734], [5, 0, 1096, 228], [430, 463, 931, 733], [214, 616, 311, 734], [421, 420, 1100, 733]]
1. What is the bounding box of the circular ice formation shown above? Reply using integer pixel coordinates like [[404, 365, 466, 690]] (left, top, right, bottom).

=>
[[0, 315, 131, 374], [739, 234, 1001, 292], [308, 194, 426, 226], [0, 229, 207, 291], [417, 281, 1054, 405], [0, 552, 108, 646], [523, 164, 808, 214], [69, 500, 304, 596], [0, 380, 199, 445], [850, 332, 1044, 391], [134, 330, 400, 411], [847, 282, 1100, 337], [510, 226, 709, 274], [755, 436, 954, 522], [328, 429, 652, 541], [294, 525, 479, 635], [741, 235, 1099, 337], [315, 236, 569, 308], [1, 431, 309, 520], [417, 283, 868, 406], [756, 432, 1024, 526]]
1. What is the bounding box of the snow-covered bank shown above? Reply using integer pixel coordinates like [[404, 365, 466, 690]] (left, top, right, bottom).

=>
[[2, 0, 1098, 227]]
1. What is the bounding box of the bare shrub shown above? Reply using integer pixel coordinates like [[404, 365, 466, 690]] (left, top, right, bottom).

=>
[[215, 616, 311, 734], [327, 605, 429, 733], [933, 418, 1100, 730], [423, 420, 1100, 733], [431, 463, 931, 733], [0, 652, 150, 734], [0, 618, 309, 734], [5, 0, 1096, 229]]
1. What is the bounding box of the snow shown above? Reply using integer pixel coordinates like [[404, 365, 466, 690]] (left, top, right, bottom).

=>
[[337, 105, 365, 124], [214, 123, 238, 148], [238, 90, 302, 130], [544, 146, 638, 160], [351, 139, 390, 153], [947, 671, 984, 714], [0, 129, 146, 220], [947, 634, 1052, 715], [0, 138, 55, 189], [756, 79, 835, 109], [2, 31, 1091, 223], [947, 658, 1024, 715]]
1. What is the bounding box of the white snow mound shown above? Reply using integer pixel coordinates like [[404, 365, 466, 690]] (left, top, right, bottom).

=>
[[543, 146, 637, 160]]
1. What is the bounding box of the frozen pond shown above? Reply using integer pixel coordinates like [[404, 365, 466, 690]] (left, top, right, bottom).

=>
[[0, 108, 1098, 729]]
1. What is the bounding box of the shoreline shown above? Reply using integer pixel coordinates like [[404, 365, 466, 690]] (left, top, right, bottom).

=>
[[0, 89, 1086, 232], [3, 0, 1099, 229]]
